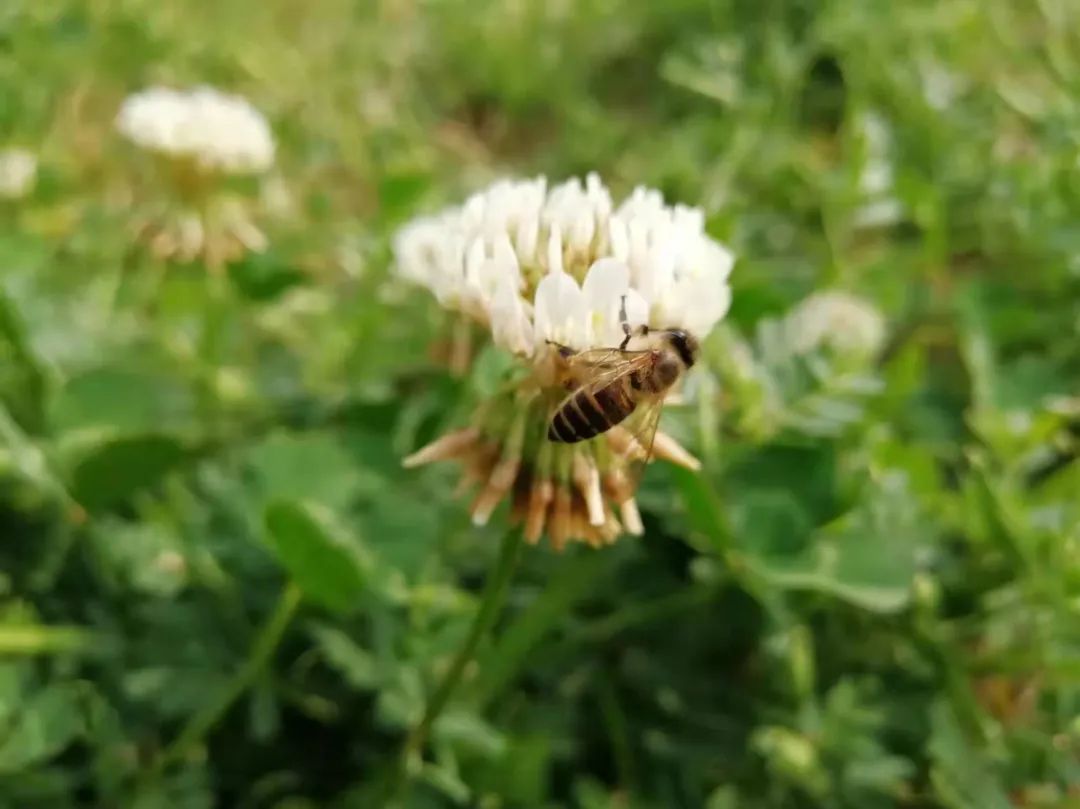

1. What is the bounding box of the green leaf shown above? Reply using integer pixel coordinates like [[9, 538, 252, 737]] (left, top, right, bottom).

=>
[[376, 667, 424, 730], [705, 786, 740, 809], [0, 683, 90, 773], [467, 733, 552, 806], [419, 757, 471, 804], [0, 663, 26, 726], [0, 287, 47, 431], [308, 623, 379, 690], [746, 476, 923, 612], [469, 343, 520, 399], [378, 171, 433, 222], [361, 487, 445, 580], [433, 710, 506, 757], [928, 701, 1013, 809], [87, 518, 188, 597], [227, 252, 305, 302], [263, 500, 368, 612], [50, 367, 193, 435], [246, 432, 361, 512], [69, 434, 188, 510]]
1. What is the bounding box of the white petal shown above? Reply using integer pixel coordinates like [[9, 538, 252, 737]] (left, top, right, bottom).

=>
[[462, 236, 488, 306], [492, 234, 522, 289], [546, 223, 564, 275], [462, 193, 485, 227], [568, 214, 595, 253], [582, 258, 631, 346], [431, 234, 466, 306], [663, 275, 731, 335], [636, 241, 675, 305], [673, 204, 705, 233], [697, 237, 735, 282], [622, 288, 650, 332], [608, 217, 629, 261], [533, 271, 586, 348], [626, 219, 651, 281], [585, 172, 612, 219], [582, 257, 629, 301], [491, 277, 533, 356], [514, 216, 539, 266]]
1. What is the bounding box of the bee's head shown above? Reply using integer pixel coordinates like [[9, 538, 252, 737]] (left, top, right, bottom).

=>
[[665, 329, 699, 369]]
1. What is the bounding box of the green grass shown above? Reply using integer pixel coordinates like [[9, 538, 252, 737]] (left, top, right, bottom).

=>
[[2, 1, 1080, 807]]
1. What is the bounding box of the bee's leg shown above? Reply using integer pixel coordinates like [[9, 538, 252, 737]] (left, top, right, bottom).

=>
[[545, 340, 580, 391], [618, 294, 649, 350], [545, 339, 576, 359], [619, 295, 633, 349]]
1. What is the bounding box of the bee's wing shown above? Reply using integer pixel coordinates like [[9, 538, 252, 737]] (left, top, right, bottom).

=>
[[553, 349, 654, 410], [603, 391, 665, 502], [559, 347, 652, 390]]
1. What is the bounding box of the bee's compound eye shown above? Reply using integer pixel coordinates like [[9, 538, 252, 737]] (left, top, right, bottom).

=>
[[667, 330, 698, 368]]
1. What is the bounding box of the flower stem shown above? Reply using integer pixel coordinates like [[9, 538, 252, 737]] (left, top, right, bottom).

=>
[[157, 581, 302, 769], [392, 526, 525, 799]]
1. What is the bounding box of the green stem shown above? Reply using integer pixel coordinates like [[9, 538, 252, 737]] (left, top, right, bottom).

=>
[[392, 526, 525, 799], [536, 586, 715, 673], [596, 674, 636, 793], [470, 551, 609, 710], [197, 269, 232, 435], [158, 581, 302, 769], [0, 624, 93, 655]]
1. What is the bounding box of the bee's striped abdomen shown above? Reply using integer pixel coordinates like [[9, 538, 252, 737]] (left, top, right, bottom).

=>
[[548, 378, 636, 443]]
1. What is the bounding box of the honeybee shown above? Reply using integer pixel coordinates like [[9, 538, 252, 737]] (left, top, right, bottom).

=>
[[547, 302, 699, 455]]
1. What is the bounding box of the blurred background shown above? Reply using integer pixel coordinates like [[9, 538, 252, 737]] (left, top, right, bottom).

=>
[[2, 0, 1080, 807]]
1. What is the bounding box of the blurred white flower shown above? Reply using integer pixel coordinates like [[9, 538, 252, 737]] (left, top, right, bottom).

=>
[[919, 60, 962, 111], [0, 148, 37, 199], [785, 291, 886, 358], [394, 174, 734, 357], [117, 87, 274, 267], [396, 175, 734, 549], [854, 113, 901, 229], [116, 86, 274, 175]]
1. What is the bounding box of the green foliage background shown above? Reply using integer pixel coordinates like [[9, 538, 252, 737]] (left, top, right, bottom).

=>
[[2, 0, 1080, 807]]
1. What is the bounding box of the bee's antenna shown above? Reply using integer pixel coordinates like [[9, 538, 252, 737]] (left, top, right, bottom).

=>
[[618, 294, 649, 350], [618, 295, 632, 350]]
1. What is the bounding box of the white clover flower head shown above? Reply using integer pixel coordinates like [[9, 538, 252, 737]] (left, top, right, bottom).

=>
[[0, 148, 37, 199], [396, 175, 734, 549], [393, 173, 734, 359], [116, 86, 275, 175], [785, 290, 885, 358]]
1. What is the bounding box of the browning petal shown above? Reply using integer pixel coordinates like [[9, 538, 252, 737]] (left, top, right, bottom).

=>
[[605, 425, 649, 462], [651, 429, 702, 471], [572, 453, 605, 527], [550, 484, 572, 552], [602, 468, 633, 505], [402, 427, 481, 468], [525, 478, 554, 545], [620, 498, 644, 536], [471, 454, 522, 526]]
